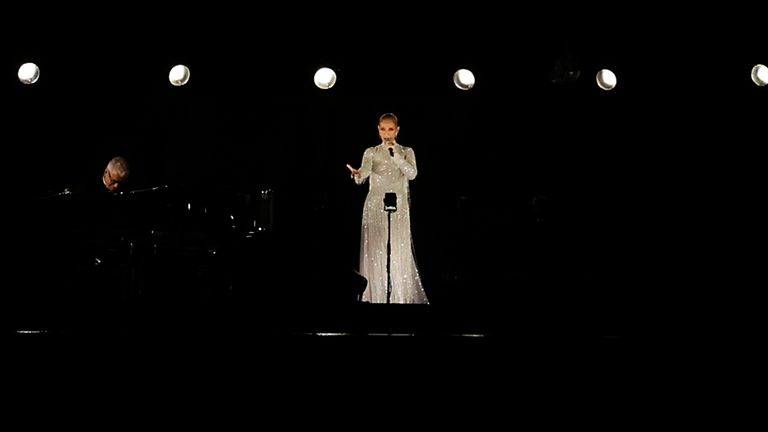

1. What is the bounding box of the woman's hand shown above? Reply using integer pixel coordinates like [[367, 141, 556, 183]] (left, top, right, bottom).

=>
[[346, 164, 360, 178]]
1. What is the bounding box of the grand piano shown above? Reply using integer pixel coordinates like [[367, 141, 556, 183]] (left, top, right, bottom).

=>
[[6, 184, 276, 331]]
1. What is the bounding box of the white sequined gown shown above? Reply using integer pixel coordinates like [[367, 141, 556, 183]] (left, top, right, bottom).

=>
[[354, 142, 428, 304]]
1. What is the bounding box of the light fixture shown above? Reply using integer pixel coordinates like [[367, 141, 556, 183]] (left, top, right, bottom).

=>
[[550, 55, 581, 84], [169, 64, 191, 86], [751, 64, 768, 87], [596, 69, 617, 91], [18, 62, 40, 85], [314, 67, 337, 89], [453, 68, 475, 90]]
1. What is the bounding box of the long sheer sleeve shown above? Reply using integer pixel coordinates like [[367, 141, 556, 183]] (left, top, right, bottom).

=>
[[354, 147, 374, 185], [393, 147, 417, 180]]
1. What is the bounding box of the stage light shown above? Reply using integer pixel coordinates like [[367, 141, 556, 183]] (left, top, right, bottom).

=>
[[751, 64, 767, 87], [18, 62, 40, 85], [314, 67, 337, 89], [596, 69, 617, 91], [453, 68, 475, 90], [169, 64, 191, 86], [550, 55, 581, 84]]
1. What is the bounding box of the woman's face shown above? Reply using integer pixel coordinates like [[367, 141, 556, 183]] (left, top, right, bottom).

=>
[[378, 120, 399, 143]]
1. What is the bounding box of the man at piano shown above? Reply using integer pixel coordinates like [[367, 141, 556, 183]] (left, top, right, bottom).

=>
[[102, 156, 130, 193]]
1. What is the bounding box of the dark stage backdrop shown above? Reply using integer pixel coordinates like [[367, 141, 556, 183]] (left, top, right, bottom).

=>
[[2, 8, 764, 335]]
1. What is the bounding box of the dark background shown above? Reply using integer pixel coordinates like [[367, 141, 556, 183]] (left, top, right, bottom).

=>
[[1, 7, 764, 337]]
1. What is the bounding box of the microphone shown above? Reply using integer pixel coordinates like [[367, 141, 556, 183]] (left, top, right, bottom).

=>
[[388, 147, 394, 157]]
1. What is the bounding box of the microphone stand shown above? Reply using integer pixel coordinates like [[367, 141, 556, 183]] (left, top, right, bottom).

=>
[[384, 192, 397, 304]]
